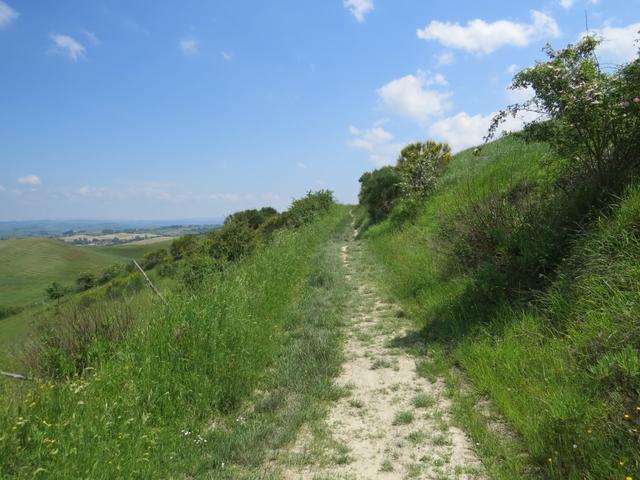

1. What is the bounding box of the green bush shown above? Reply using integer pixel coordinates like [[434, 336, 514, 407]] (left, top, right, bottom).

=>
[[358, 166, 402, 223]]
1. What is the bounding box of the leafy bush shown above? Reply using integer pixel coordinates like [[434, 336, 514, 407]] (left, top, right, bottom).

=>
[[75, 272, 96, 292], [140, 248, 169, 270], [358, 166, 402, 223], [170, 234, 199, 260], [397, 141, 451, 199], [490, 36, 640, 188]]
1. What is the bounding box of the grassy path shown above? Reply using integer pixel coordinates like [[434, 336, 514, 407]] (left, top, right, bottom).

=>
[[275, 220, 485, 479]]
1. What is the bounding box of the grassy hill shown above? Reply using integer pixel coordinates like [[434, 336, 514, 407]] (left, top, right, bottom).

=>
[[359, 136, 640, 479], [0, 237, 170, 309]]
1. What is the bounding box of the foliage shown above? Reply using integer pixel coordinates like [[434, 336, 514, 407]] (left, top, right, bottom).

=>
[[170, 234, 199, 260], [0, 304, 22, 320], [140, 248, 169, 271], [362, 136, 640, 479], [224, 207, 278, 230], [396, 141, 452, 198], [282, 190, 335, 228], [45, 282, 67, 302], [490, 36, 640, 186], [75, 272, 96, 292], [0, 206, 348, 479], [358, 166, 402, 223]]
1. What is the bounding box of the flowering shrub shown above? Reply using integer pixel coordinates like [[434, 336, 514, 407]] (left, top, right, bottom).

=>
[[396, 141, 452, 199], [489, 36, 640, 186]]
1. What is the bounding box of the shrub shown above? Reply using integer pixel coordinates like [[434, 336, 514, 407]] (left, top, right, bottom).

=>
[[75, 272, 97, 292], [140, 248, 169, 270], [0, 304, 22, 320], [396, 141, 451, 199], [490, 36, 640, 188], [170, 234, 199, 260], [358, 166, 402, 223]]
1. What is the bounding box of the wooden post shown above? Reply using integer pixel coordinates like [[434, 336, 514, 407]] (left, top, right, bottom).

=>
[[132, 260, 167, 304]]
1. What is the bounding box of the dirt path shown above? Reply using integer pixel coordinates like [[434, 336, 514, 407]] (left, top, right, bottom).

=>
[[276, 228, 485, 480]]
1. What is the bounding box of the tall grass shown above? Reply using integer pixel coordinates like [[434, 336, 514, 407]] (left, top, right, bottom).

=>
[[0, 206, 349, 479], [363, 137, 640, 479]]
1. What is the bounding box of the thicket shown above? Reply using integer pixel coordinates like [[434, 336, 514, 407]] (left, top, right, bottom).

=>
[[360, 37, 640, 479]]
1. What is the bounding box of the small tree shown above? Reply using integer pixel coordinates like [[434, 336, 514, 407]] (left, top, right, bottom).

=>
[[396, 141, 452, 199], [488, 36, 640, 187], [45, 282, 66, 303], [75, 272, 96, 292]]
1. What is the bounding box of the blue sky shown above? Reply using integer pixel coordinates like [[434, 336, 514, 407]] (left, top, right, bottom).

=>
[[0, 0, 638, 221]]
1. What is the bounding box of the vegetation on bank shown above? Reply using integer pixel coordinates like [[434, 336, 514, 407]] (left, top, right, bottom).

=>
[[357, 37, 640, 479], [0, 191, 347, 478]]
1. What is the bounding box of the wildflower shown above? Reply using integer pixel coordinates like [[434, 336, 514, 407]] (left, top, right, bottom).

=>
[[572, 444, 577, 449], [626, 477, 633, 480], [620, 460, 625, 466], [624, 413, 630, 420], [587, 429, 592, 434], [634, 97, 640, 103]]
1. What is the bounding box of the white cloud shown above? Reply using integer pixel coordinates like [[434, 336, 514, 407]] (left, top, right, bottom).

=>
[[0, 1, 18, 29], [220, 51, 233, 61], [377, 70, 450, 123], [80, 29, 100, 45], [179, 35, 198, 55], [506, 63, 520, 75], [348, 124, 404, 166], [17, 175, 41, 186], [76, 186, 90, 195], [0, 185, 5, 192], [434, 51, 455, 67], [296, 162, 306, 169], [559, 0, 575, 9], [343, 0, 374, 22], [584, 22, 640, 64], [429, 109, 540, 152], [50, 34, 86, 61], [417, 10, 561, 55]]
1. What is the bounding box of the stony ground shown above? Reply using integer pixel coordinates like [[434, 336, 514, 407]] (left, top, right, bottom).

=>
[[273, 226, 485, 480]]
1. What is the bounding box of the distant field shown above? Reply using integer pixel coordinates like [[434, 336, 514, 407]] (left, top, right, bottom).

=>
[[0, 237, 168, 309]]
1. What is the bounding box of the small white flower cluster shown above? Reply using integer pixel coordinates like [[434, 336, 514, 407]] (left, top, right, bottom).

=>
[[181, 429, 207, 445]]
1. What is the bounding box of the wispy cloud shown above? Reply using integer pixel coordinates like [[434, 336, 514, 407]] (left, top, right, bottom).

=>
[[179, 35, 198, 55], [17, 174, 41, 186], [559, 0, 575, 9], [348, 124, 404, 166], [434, 51, 455, 67], [0, 185, 5, 192], [50, 34, 86, 61], [80, 29, 100, 45], [343, 0, 374, 22], [220, 51, 233, 61], [0, 1, 18, 30], [296, 162, 306, 169], [417, 10, 561, 55]]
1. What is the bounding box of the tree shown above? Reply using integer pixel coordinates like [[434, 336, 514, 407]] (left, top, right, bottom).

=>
[[488, 36, 640, 187], [396, 141, 451, 199], [46, 282, 66, 303], [358, 166, 402, 223]]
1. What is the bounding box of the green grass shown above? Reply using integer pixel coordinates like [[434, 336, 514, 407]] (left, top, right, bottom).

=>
[[362, 136, 640, 479], [0, 206, 350, 479], [0, 237, 166, 309]]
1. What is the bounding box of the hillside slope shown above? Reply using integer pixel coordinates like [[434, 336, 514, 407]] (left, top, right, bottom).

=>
[[361, 136, 640, 479], [0, 237, 166, 308]]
